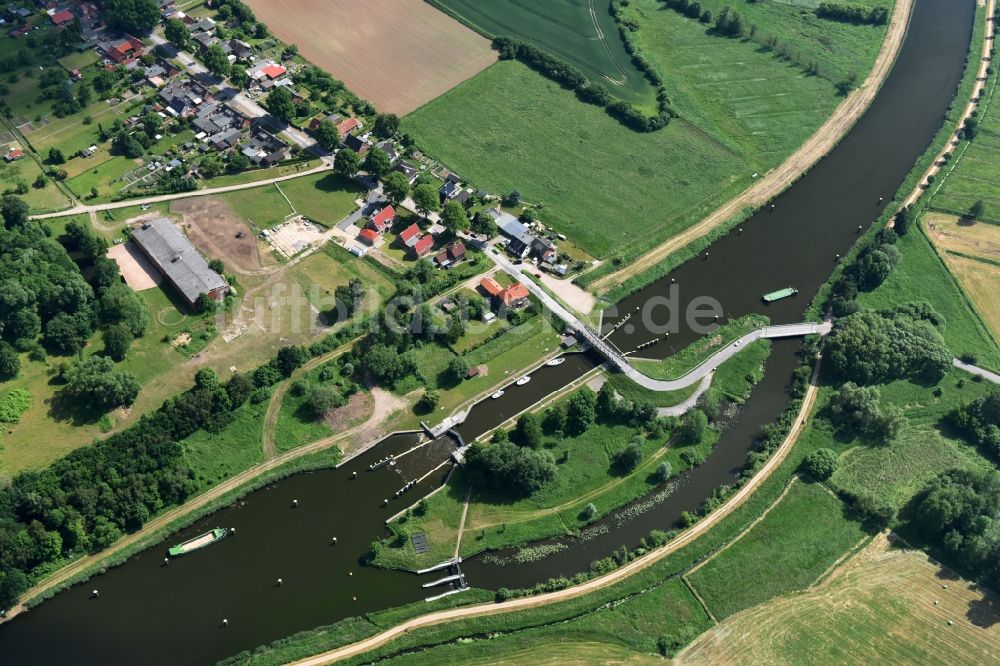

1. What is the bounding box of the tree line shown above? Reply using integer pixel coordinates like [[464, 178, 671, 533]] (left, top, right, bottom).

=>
[[491, 37, 675, 132], [816, 2, 889, 25]]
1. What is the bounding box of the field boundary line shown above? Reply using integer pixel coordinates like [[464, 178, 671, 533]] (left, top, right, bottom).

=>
[[681, 574, 719, 625], [810, 534, 873, 588], [685, 476, 799, 578]]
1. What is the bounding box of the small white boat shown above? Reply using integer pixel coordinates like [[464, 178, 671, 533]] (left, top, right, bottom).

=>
[[491, 390, 505, 399], [545, 357, 565, 367], [515, 376, 531, 386]]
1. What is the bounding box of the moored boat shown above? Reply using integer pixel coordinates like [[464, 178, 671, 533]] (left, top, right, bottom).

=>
[[762, 287, 798, 303], [491, 390, 505, 399], [168, 527, 228, 557], [545, 357, 565, 366], [515, 376, 531, 386]]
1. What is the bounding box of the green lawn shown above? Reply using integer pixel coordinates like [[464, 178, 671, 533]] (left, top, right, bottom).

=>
[[181, 399, 267, 492], [686, 480, 866, 620], [221, 184, 294, 229], [0, 156, 71, 212], [427, 0, 659, 110], [856, 224, 1000, 370], [277, 172, 364, 227]]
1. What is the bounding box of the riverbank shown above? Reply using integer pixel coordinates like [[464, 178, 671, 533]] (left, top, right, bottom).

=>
[[586, 0, 914, 297]]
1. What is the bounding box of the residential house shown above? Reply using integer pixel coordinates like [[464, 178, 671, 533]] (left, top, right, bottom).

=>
[[397, 223, 421, 249], [433, 242, 466, 268], [531, 236, 557, 264], [393, 162, 418, 184], [239, 126, 288, 166], [499, 282, 530, 308], [49, 8, 72, 25], [4, 148, 24, 162], [336, 116, 362, 139], [367, 205, 395, 234], [439, 179, 460, 201], [479, 276, 504, 300], [159, 79, 212, 117], [309, 112, 342, 132], [375, 140, 399, 163], [131, 218, 229, 308], [409, 234, 434, 258], [99, 36, 144, 64], [453, 189, 471, 207], [358, 228, 379, 246], [343, 133, 369, 155], [488, 207, 536, 259], [229, 39, 252, 60]]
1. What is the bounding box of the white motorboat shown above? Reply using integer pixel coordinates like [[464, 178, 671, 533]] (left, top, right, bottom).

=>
[[491, 390, 505, 399], [515, 376, 531, 386], [545, 357, 565, 367]]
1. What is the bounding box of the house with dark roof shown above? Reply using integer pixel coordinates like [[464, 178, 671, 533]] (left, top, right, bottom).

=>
[[131, 218, 228, 308], [375, 140, 399, 163], [531, 236, 557, 264], [343, 133, 370, 155], [433, 242, 466, 268], [439, 179, 459, 201], [367, 205, 395, 234], [392, 162, 418, 184]]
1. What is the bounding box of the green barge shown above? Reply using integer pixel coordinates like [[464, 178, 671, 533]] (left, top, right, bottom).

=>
[[168, 527, 228, 557], [762, 287, 798, 303]]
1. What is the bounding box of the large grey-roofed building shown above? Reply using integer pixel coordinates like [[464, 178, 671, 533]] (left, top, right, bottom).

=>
[[131, 218, 229, 308]]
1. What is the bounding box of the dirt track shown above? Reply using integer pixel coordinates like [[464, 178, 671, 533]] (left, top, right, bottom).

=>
[[589, 0, 914, 293]]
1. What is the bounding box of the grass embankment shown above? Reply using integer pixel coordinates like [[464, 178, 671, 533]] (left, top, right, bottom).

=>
[[402, 8, 854, 263], [685, 479, 867, 620]]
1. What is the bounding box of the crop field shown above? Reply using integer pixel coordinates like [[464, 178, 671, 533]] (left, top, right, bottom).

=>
[[679, 534, 1000, 666], [242, 0, 496, 114], [427, 0, 658, 109], [403, 32, 840, 260], [923, 212, 1000, 344], [931, 94, 1000, 222], [685, 480, 866, 620]]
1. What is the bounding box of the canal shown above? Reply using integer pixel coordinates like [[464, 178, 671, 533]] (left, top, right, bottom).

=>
[[0, 0, 975, 662]]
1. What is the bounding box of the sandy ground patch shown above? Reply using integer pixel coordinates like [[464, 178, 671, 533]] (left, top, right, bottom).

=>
[[266, 216, 325, 258], [536, 270, 596, 313], [323, 391, 372, 431], [243, 0, 496, 114], [677, 533, 1000, 666], [107, 242, 162, 290], [341, 387, 408, 455], [170, 196, 265, 275]]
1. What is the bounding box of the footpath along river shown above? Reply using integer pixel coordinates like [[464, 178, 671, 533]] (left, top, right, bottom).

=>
[[0, 0, 974, 662]]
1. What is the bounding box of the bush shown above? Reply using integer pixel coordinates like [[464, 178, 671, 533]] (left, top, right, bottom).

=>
[[801, 448, 838, 480]]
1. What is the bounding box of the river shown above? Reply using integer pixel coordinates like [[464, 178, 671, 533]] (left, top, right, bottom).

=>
[[0, 0, 975, 662]]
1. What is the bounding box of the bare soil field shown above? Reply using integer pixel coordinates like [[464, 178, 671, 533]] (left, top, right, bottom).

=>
[[242, 0, 496, 114], [678, 533, 1000, 666], [926, 212, 1000, 343], [170, 196, 266, 275], [107, 242, 162, 290]]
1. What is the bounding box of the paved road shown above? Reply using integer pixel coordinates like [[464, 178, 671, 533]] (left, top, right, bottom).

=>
[[30, 160, 333, 219], [953, 358, 1000, 385]]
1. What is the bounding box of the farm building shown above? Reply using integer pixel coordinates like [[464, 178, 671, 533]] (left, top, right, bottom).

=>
[[131, 218, 229, 308]]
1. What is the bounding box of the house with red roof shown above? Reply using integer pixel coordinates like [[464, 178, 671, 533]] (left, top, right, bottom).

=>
[[409, 234, 434, 259], [500, 283, 530, 308], [397, 223, 421, 248], [4, 148, 24, 162], [336, 117, 362, 139], [479, 276, 504, 298], [434, 242, 466, 268], [367, 205, 395, 234], [261, 64, 286, 79], [50, 9, 74, 26], [358, 228, 379, 246]]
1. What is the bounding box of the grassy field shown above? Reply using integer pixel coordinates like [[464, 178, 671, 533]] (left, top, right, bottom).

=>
[[923, 212, 1000, 344], [378, 579, 710, 665], [181, 399, 267, 493], [221, 184, 295, 229], [679, 535, 1000, 665], [427, 0, 658, 109], [856, 222, 1000, 371], [686, 479, 867, 620], [277, 172, 365, 228], [0, 154, 71, 212], [800, 366, 997, 510], [402, 54, 836, 261]]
